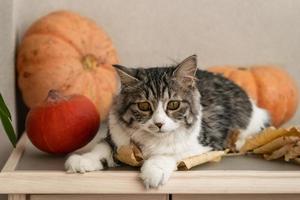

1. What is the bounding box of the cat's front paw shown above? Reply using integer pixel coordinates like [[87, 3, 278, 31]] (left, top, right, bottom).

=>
[[65, 154, 103, 173], [140, 164, 170, 188], [140, 157, 176, 188]]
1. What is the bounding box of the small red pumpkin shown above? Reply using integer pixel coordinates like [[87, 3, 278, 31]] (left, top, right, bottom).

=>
[[26, 90, 100, 154]]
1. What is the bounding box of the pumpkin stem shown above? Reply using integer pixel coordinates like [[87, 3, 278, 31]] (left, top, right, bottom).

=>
[[47, 90, 66, 102], [82, 54, 98, 70]]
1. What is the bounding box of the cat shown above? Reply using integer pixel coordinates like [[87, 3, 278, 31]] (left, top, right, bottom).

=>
[[65, 55, 270, 188]]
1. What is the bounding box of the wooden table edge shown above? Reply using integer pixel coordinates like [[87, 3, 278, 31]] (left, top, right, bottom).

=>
[[1, 133, 300, 194]]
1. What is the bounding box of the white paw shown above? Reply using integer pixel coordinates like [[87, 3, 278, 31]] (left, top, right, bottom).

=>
[[140, 162, 173, 189], [65, 154, 103, 173]]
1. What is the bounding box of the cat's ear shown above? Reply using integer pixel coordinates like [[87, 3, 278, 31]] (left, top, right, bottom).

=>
[[173, 55, 198, 87], [112, 64, 140, 86]]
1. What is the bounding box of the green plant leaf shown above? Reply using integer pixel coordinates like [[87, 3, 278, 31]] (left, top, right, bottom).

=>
[[0, 108, 17, 147], [0, 93, 11, 120], [0, 94, 16, 147]]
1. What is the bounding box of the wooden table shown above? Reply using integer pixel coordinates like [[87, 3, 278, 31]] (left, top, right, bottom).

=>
[[1, 133, 300, 200]]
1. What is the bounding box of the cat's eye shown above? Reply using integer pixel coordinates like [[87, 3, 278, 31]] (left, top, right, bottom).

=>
[[137, 102, 151, 111], [167, 101, 180, 110]]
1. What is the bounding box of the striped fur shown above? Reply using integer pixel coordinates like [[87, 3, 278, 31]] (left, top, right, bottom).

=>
[[65, 55, 270, 188]]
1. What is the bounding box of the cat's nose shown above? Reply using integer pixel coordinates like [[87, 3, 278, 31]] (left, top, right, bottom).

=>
[[155, 123, 163, 129]]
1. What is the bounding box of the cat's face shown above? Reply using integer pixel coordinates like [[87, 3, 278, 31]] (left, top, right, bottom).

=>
[[112, 55, 201, 137]]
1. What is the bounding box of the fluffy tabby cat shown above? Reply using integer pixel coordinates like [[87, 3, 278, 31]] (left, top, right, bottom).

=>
[[65, 55, 270, 188]]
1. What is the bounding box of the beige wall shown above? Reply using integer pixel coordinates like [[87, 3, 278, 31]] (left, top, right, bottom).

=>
[[14, 0, 300, 124], [0, 0, 300, 198], [0, 0, 16, 160], [0, 1, 15, 200]]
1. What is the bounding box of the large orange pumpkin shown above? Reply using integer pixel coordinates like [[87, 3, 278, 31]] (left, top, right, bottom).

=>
[[207, 66, 299, 127], [17, 11, 119, 120]]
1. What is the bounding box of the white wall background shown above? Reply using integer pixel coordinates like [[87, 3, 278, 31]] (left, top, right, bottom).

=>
[[0, 1, 15, 199], [0, 0, 300, 199], [14, 0, 300, 123]]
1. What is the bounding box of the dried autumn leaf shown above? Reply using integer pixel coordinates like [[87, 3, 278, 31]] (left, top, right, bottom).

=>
[[240, 127, 300, 153], [115, 143, 229, 170], [253, 136, 300, 154], [264, 143, 294, 160], [284, 142, 300, 161], [115, 144, 143, 166], [177, 150, 227, 170]]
